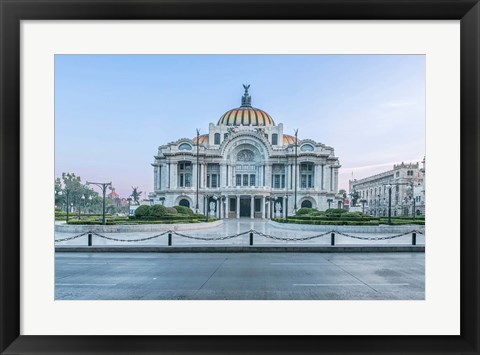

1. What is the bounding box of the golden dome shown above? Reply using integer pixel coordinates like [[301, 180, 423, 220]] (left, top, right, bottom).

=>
[[283, 134, 297, 145], [217, 85, 275, 127], [192, 134, 208, 144]]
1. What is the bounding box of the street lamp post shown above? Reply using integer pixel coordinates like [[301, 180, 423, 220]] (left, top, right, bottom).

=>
[[196, 128, 200, 214], [386, 184, 392, 225], [86, 181, 112, 225], [294, 129, 298, 212], [88, 195, 92, 215], [79, 194, 85, 220]]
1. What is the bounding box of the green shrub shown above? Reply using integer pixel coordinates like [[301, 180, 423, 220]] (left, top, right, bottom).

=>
[[148, 204, 168, 218], [296, 207, 314, 215], [325, 208, 346, 214], [166, 207, 177, 214], [173, 205, 194, 215], [134, 205, 151, 219]]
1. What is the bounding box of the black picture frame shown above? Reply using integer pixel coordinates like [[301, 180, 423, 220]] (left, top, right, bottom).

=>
[[1, 1, 479, 354]]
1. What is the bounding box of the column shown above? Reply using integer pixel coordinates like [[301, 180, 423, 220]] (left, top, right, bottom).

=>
[[283, 196, 287, 218], [334, 168, 339, 193], [158, 165, 162, 190], [167, 163, 171, 188], [192, 163, 197, 189], [261, 195, 266, 219], [250, 196, 254, 219], [225, 197, 229, 219], [171, 162, 178, 189], [320, 164, 325, 190], [220, 164, 226, 188], [284, 164, 288, 190], [330, 166, 334, 192], [265, 164, 272, 187], [154, 166, 158, 190], [236, 196, 240, 219]]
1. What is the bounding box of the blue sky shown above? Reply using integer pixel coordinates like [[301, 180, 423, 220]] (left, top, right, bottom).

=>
[[55, 55, 425, 198]]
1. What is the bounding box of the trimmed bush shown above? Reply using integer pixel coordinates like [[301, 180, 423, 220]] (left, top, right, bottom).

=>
[[325, 208, 347, 215], [148, 204, 168, 218], [296, 207, 314, 215], [134, 205, 151, 219], [173, 205, 194, 215], [166, 207, 177, 214]]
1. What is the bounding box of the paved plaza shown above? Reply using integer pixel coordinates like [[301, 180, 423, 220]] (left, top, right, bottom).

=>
[[55, 251, 424, 300]]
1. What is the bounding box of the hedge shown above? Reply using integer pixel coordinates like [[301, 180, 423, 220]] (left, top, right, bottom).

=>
[[67, 217, 218, 225], [173, 205, 194, 215], [273, 218, 379, 226]]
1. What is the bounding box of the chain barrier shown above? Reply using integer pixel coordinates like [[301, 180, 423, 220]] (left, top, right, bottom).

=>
[[171, 229, 252, 241], [333, 230, 416, 241], [54, 232, 90, 243], [55, 229, 424, 244], [252, 230, 332, 241], [90, 230, 171, 242]]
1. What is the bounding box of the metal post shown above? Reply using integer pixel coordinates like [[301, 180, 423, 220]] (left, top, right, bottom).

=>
[[294, 129, 298, 211], [65, 190, 70, 223], [168, 233, 172, 246], [249, 232, 253, 246], [413, 197, 416, 220], [412, 232, 416, 246], [388, 187, 392, 225], [196, 128, 200, 213], [88, 233, 92, 246], [285, 197, 289, 222], [331, 232, 335, 246]]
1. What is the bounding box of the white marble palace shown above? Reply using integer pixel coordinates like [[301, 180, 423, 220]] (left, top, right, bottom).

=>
[[149, 85, 342, 219]]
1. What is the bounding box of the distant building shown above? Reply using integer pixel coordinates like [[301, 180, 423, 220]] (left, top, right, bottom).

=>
[[149, 85, 343, 218], [349, 159, 425, 217]]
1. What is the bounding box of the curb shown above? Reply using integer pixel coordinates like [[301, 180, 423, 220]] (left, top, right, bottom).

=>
[[55, 245, 425, 253]]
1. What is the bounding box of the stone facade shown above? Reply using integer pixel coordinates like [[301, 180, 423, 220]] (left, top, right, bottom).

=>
[[349, 159, 426, 217], [149, 86, 343, 219]]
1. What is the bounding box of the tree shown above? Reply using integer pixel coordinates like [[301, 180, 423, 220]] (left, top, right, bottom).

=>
[[55, 173, 101, 214], [130, 187, 143, 205], [339, 189, 347, 198]]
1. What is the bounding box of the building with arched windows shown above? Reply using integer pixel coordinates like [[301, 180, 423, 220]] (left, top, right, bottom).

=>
[[149, 85, 342, 218]]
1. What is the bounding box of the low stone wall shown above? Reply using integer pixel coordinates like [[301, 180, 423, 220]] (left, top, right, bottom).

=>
[[55, 220, 223, 233], [268, 220, 425, 234]]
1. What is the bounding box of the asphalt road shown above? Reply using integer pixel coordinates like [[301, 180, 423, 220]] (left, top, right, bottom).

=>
[[55, 252, 424, 300]]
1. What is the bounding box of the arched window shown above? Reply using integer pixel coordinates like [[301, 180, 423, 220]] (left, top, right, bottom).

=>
[[301, 200, 312, 208], [178, 143, 192, 151], [179, 199, 190, 208], [214, 133, 221, 145], [272, 133, 278, 145]]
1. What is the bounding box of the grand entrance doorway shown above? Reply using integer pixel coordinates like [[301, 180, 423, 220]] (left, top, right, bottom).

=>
[[240, 198, 251, 217]]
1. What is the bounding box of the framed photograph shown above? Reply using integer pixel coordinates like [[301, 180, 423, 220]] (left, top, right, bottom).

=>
[[1, 0, 479, 354]]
